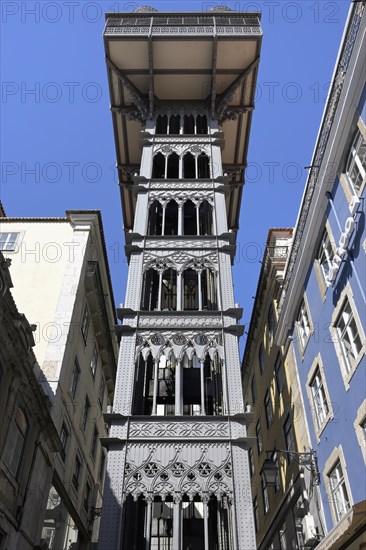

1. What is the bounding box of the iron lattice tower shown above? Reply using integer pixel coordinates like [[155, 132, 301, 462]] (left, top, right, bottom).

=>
[[100, 8, 262, 549]]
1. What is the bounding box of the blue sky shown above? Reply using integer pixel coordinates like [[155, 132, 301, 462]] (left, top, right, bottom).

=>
[[1, 0, 350, 354]]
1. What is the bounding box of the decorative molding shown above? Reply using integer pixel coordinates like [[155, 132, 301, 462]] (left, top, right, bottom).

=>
[[105, 26, 261, 37], [143, 250, 218, 271], [129, 421, 229, 439], [144, 238, 217, 249], [138, 314, 222, 329], [123, 442, 233, 501], [148, 190, 214, 205]]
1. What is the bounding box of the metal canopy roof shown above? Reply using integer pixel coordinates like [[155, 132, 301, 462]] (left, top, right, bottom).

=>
[[104, 11, 262, 233]]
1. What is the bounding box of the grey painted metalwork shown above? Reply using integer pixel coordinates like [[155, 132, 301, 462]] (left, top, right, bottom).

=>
[[100, 11, 261, 549]]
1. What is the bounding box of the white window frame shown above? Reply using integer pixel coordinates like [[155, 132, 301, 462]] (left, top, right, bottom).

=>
[[295, 295, 313, 355], [306, 354, 333, 440], [345, 127, 366, 195], [330, 283, 365, 388], [324, 446, 352, 526], [353, 399, 366, 466]]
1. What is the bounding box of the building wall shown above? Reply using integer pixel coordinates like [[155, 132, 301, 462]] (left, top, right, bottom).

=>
[[0, 214, 118, 548], [276, 3, 366, 546], [0, 253, 59, 550]]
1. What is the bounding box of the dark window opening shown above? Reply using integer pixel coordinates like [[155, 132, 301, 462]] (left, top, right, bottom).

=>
[[196, 114, 208, 134], [141, 269, 159, 310], [164, 200, 179, 235], [169, 114, 180, 134], [184, 114, 195, 134], [152, 153, 165, 179], [183, 269, 199, 310], [156, 114, 168, 134], [199, 201, 213, 236], [208, 496, 231, 550], [183, 153, 196, 179], [132, 354, 154, 415], [161, 269, 177, 311], [121, 495, 146, 549], [201, 269, 217, 311], [204, 354, 223, 416], [182, 353, 201, 416], [167, 152, 179, 179], [198, 153, 210, 178], [183, 200, 197, 235], [183, 496, 204, 549], [148, 200, 163, 236]]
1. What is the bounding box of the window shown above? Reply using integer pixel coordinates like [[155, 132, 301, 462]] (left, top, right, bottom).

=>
[[60, 423, 69, 461], [3, 406, 28, 477], [99, 451, 106, 482], [267, 304, 276, 346], [81, 395, 90, 431], [264, 390, 274, 428], [261, 475, 269, 514], [91, 426, 98, 460], [354, 400, 366, 465], [334, 297, 362, 375], [99, 375, 105, 409], [72, 454, 81, 489], [310, 367, 329, 430], [81, 303, 90, 344], [256, 420, 263, 454], [328, 460, 351, 522], [84, 482, 91, 512], [259, 343, 265, 374], [70, 357, 80, 398], [251, 375, 257, 404], [249, 447, 255, 477], [317, 228, 334, 281], [274, 353, 286, 395], [0, 232, 19, 251], [283, 416, 296, 460], [253, 497, 259, 533], [345, 128, 366, 194], [296, 298, 312, 351], [90, 344, 98, 378]]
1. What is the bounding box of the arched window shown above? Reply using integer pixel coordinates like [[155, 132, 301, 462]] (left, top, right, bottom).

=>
[[148, 200, 163, 236], [183, 114, 194, 134], [133, 353, 154, 415], [164, 200, 179, 235], [183, 269, 199, 310], [169, 114, 180, 134], [199, 200, 213, 235], [201, 269, 217, 310], [3, 406, 28, 477], [152, 153, 165, 179], [141, 269, 159, 310], [183, 200, 197, 235], [156, 114, 168, 134], [183, 152, 195, 179], [198, 153, 210, 178], [196, 114, 208, 134], [161, 268, 177, 311], [167, 152, 179, 179]]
